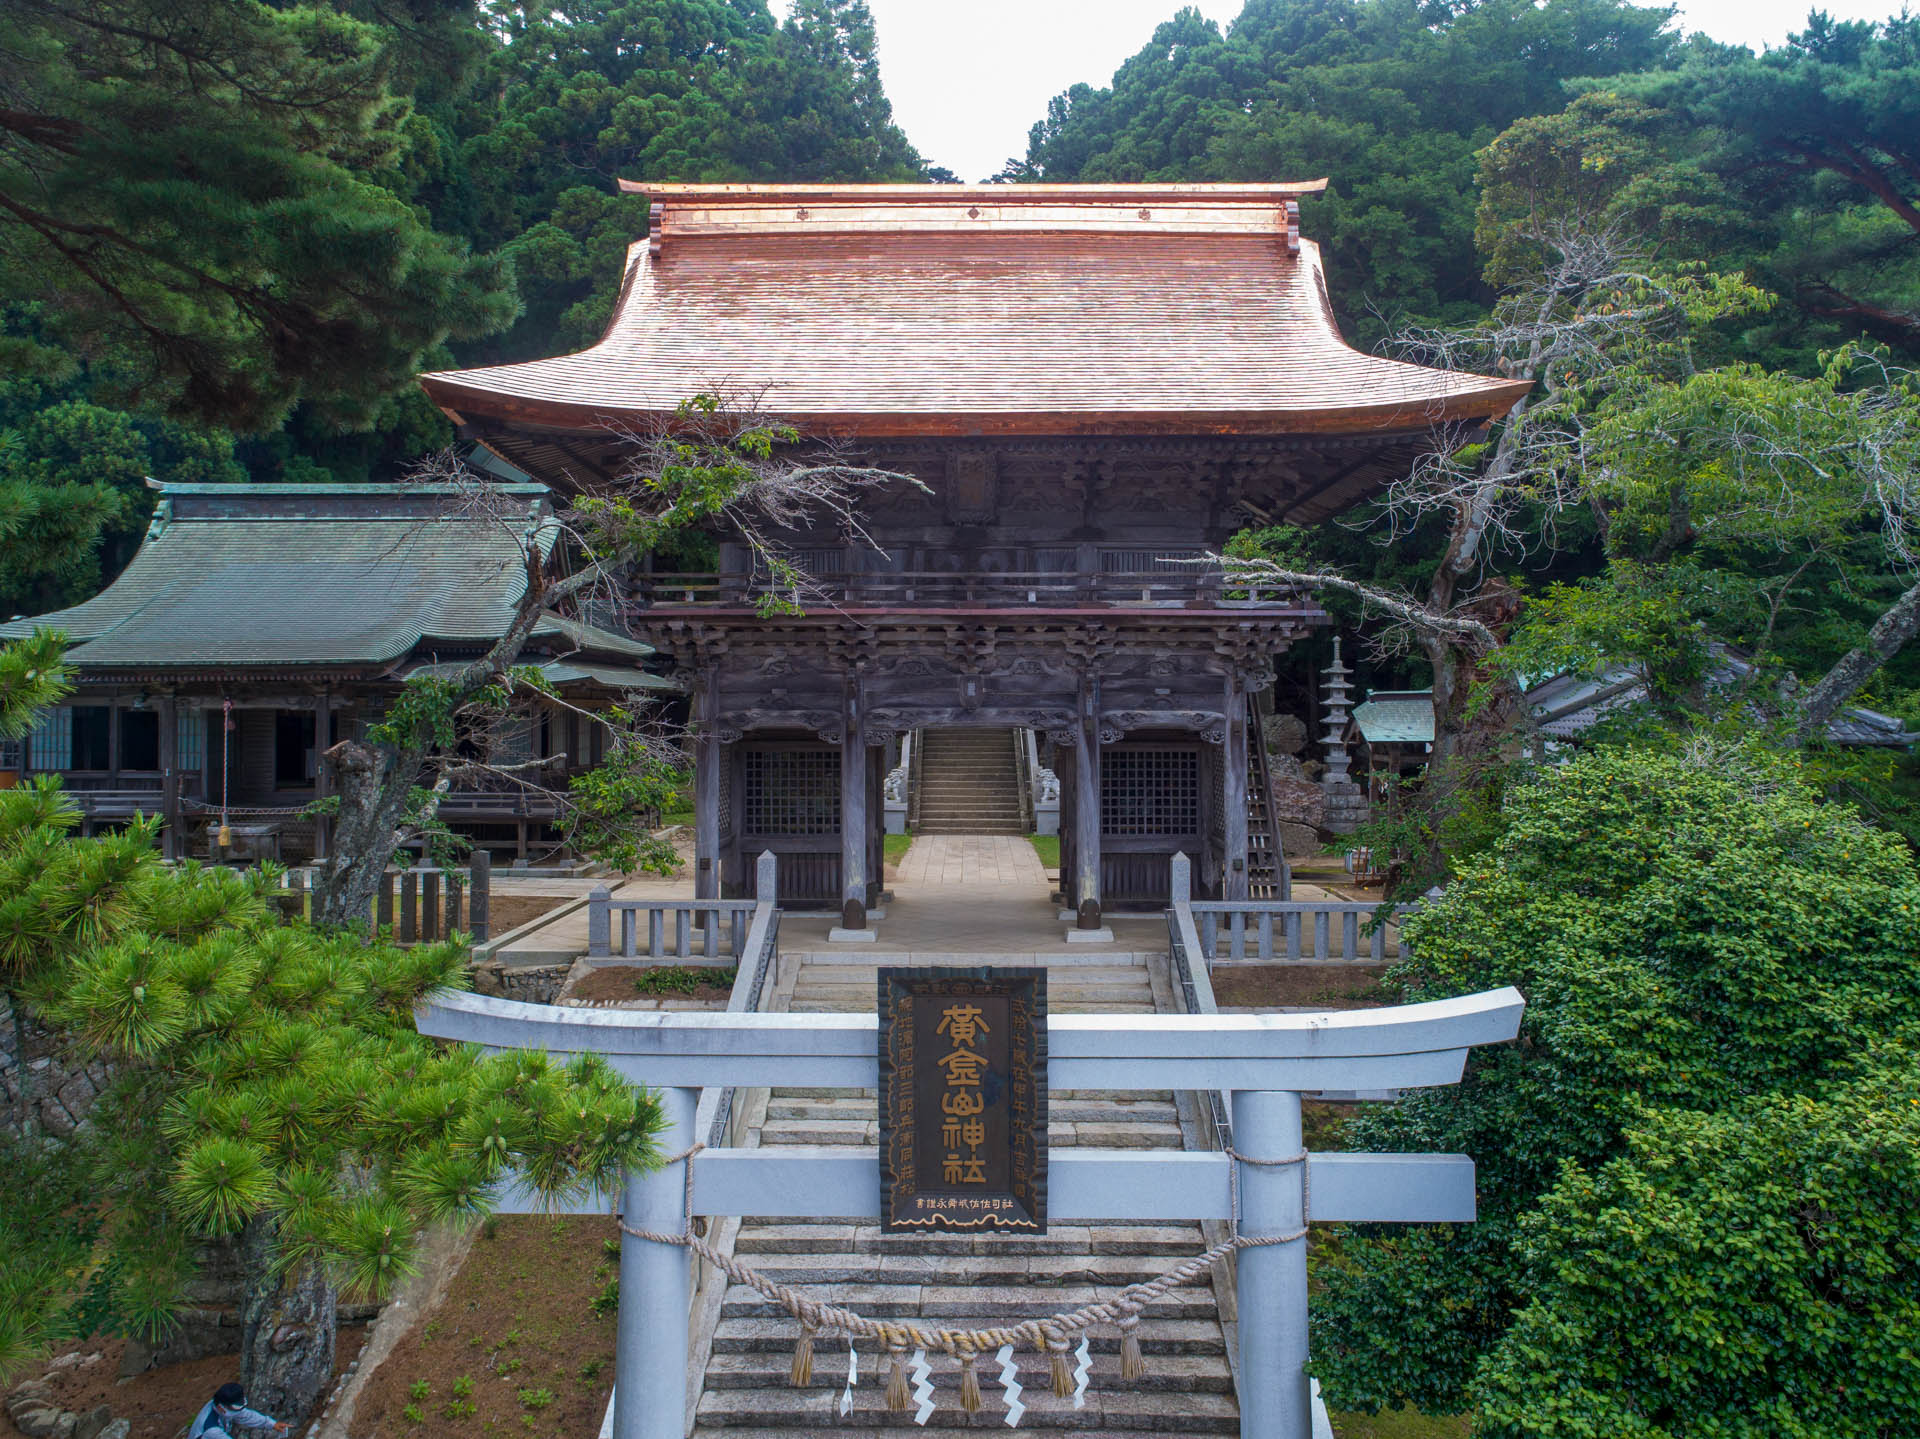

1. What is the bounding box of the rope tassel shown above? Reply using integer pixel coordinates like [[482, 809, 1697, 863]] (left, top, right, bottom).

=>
[[958, 1350, 983, 1413], [886, 1346, 911, 1412], [1117, 1315, 1147, 1381], [790, 1324, 815, 1387], [1048, 1344, 1074, 1399]]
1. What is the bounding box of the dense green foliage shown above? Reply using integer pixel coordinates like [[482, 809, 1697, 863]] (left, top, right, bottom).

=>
[[1473, 1055, 1920, 1437], [1591, 16, 1920, 367], [1005, 0, 1675, 340], [1312, 747, 1920, 1427], [0, 780, 665, 1384], [0, 0, 922, 603], [0, 0, 516, 434]]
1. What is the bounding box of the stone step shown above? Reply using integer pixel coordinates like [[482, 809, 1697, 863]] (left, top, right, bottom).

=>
[[701, 1351, 1233, 1394], [711, 1315, 1228, 1355], [720, 1283, 1220, 1322], [694, 1385, 1240, 1432], [712, 1251, 1208, 1289], [733, 1223, 1207, 1257]]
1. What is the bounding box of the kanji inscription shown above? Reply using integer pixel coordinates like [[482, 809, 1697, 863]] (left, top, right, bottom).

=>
[[878, 967, 1047, 1234]]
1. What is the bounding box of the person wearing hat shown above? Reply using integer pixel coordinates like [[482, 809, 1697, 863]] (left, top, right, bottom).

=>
[[187, 1383, 288, 1438]]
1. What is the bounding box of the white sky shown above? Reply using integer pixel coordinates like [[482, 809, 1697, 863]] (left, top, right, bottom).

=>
[[772, 1, 1904, 182]]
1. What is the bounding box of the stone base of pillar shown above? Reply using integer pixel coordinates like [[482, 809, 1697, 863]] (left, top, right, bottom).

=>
[[827, 927, 878, 943], [1063, 926, 1115, 944]]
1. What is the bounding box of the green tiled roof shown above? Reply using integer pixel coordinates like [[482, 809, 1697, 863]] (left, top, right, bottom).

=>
[[1352, 690, 1434, 745], [0, 483, 652, 670], [402, 658, 679, 692]]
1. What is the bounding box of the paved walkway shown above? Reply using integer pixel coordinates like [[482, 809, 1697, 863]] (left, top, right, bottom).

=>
[[781, 834, 1162, 959]]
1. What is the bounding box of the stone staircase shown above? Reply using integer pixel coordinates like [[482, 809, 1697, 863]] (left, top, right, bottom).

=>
[[915, 728, 1027, 835], [691, 958, 1239, 1434]]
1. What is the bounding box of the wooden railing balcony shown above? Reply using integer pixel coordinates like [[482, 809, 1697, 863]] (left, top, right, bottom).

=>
[[633, 568, 1313, 613]]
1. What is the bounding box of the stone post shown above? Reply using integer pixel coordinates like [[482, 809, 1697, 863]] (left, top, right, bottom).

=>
[[468, 849, 491, 943], [587, 886, 611, 957]]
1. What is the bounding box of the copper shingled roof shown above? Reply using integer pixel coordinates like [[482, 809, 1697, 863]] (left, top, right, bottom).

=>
[[420, 183, 1529, 439]]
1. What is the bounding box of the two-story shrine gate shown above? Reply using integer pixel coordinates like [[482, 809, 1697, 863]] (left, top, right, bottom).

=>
[[420, 183, 1530, 934]]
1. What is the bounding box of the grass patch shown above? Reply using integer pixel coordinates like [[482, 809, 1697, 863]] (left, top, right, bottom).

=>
[[1330, 1408, 1470, 1438], [631, 964, 736, 995], [1026, 833, 1060, 870], [883, 832, 914, 866]]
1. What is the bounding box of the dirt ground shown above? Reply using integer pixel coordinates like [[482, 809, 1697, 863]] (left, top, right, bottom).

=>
[[480, 894, 566, 938], [1211, 963, 1393, 1009], [350, 1215, 618, 1439], [567, 966, 735, 1004], [6, 1330, 367, 1439]]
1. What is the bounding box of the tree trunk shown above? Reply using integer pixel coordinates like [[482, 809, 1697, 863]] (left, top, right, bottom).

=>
[[311, 739, 424, 930], [1794, 573, 1920, 745], [240, 1216, 337, 1425]]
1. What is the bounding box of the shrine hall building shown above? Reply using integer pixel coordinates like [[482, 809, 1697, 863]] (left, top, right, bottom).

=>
[[421, 183, 1526, 932]]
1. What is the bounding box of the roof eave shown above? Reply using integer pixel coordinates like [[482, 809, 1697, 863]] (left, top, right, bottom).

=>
[[421, 378, 1533, 442]]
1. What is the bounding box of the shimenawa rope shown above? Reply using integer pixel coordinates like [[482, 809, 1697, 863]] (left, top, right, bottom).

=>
[[617, 1139, 1311, 1415]]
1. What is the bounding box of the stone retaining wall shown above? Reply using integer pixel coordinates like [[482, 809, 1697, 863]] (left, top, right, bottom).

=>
[[468, 960, 569, 1004], [2, 992, 112, 1139]]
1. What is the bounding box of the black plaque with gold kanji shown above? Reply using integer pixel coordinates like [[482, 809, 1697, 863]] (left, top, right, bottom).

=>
[[878, 967, 1047, 1234]]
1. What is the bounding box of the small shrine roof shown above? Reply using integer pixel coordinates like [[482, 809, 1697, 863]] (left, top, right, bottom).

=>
[[1351, 690, 1437, 746], [0, 483, 652, 675], [421, 183, 1529, 442]]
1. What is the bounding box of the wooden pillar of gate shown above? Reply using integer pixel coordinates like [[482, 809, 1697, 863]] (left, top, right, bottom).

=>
[[838, 674, 869, 932], [159, 695, 181, 860], [312, 690, 332, 859], [1224, 672, 1250, 903], [1073, 673, 1102, 928], [694, 672, 721, 902]]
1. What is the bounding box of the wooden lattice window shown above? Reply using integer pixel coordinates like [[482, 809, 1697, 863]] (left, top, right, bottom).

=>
[[1099, 548, 1204, 573], [743, 749, 840, 835], [1102, 749, 1200, 837]]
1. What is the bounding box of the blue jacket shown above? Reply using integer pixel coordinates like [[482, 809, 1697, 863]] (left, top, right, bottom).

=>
[[187, 1400, 278, 1437]]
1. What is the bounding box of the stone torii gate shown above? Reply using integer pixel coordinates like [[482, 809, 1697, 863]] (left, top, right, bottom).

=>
[[418, 981, 1524, 1438]]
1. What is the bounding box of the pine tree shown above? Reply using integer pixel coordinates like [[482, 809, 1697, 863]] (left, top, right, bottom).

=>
[[0, 643, 664, 1415]]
